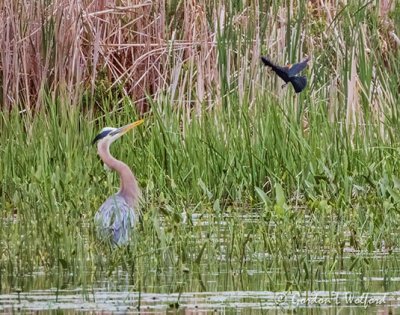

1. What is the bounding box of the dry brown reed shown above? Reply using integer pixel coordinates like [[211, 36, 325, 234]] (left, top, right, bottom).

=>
[[0, 0, 221, 112], [0, 0, 398, 120]]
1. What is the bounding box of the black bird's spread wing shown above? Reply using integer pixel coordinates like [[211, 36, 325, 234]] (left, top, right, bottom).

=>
[[261, 56, 290, 83], [289, 76, 307, 93], [287, 57, 310, 77]]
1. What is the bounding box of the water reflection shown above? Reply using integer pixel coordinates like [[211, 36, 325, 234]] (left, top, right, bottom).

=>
[[1, 272, 400, 314], [1, 213, 400, 313]]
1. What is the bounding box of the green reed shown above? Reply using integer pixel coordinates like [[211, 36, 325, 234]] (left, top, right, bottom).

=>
[[1, 83, 400, 286]]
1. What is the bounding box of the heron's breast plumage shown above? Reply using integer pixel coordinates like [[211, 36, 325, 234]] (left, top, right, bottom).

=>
[[94, 194, 137, 245]]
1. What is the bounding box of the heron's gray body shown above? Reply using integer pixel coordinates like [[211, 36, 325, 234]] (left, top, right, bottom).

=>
[[94, 193, 137, 246], [92, 120, 143, 247]]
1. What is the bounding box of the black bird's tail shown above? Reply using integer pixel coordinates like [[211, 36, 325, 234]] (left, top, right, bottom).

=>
[[290, 76, 307, 93]]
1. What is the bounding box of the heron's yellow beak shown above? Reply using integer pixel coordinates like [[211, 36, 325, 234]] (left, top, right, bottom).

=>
[[119, 119, 144, 135]]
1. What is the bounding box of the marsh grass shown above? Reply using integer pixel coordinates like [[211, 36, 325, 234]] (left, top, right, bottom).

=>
[[2, 85, 400, 290], [1, 0, 400, 293]]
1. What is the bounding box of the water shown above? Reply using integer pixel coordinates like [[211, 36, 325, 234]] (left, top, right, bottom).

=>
[[1, 267, 400, 314], [1, 289, 398, 314], [1, 214, 400, 313]]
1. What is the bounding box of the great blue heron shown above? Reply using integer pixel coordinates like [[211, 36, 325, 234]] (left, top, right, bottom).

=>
[[92, 119, 144, 246], [261, 56, 310, 93]]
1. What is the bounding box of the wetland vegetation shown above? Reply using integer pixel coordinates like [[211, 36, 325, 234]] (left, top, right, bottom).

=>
[[1, 0, 400, 313]]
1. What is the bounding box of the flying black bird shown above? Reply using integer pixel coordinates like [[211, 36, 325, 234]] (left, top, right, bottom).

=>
[[261, 56, 310, 93]]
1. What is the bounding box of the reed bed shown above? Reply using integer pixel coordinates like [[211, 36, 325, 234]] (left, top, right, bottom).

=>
[[1, 1, 399, 116], [1, 0, 400, 290]]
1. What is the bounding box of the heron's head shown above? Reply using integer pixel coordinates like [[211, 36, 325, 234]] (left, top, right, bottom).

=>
[[92, 119, 144, 146]]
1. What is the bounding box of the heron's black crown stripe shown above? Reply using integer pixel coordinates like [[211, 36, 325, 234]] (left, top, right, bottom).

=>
[[92, 129, 113, 144]]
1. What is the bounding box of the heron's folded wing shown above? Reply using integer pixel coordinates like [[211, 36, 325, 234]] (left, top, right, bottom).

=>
[[95, 195, 136, 245]]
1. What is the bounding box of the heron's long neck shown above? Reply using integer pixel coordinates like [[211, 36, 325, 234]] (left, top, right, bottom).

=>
[[98, 141, 140, 207]]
